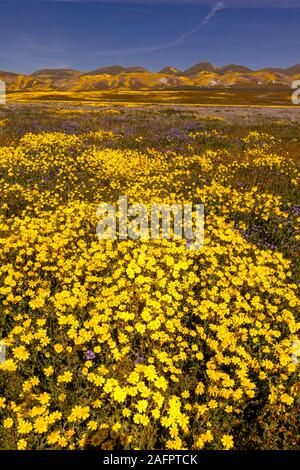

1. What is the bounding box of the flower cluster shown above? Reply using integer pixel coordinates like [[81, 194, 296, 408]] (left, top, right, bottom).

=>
[[0, 113, 299, 450]]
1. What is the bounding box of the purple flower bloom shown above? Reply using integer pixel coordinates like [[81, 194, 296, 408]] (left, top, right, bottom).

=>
[[134, 353, 144, 365], [86, 350, 96, 360]]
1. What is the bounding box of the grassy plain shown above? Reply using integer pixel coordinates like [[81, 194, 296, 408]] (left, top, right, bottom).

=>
[[6, 87, 293, 106]]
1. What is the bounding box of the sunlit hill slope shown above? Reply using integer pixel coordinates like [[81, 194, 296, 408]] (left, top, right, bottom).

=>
[[0, 62, 299, 92]]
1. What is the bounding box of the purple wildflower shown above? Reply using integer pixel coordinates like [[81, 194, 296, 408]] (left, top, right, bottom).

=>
[[86, 350, 96, 360]]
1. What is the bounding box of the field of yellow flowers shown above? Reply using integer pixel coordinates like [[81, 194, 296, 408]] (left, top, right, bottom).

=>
[[0, 104, 299, 450]]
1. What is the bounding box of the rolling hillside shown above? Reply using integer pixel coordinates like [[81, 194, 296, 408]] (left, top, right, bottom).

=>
[[0, 62, 299, 92]]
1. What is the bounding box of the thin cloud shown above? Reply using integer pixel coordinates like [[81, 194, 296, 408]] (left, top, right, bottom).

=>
[[0, 38, 70, 71], [157, 1, 225, 50], [84, 1, 225, 57]]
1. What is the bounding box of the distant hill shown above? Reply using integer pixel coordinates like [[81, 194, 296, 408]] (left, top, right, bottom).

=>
[[32, 69, 82, 80], [183, 62, 217, 77], [218, 64, 252, 74], [159, 66, 182, 75], [284, 64, 300, 76], [84, 65, 149, 76], [1, 62, 299, 92]]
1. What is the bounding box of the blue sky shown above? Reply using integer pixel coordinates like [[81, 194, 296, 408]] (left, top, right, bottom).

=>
[[0, 1, 299, 73]]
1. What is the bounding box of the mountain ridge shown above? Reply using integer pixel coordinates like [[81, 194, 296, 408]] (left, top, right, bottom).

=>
[[1, 62, 299, 92]]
